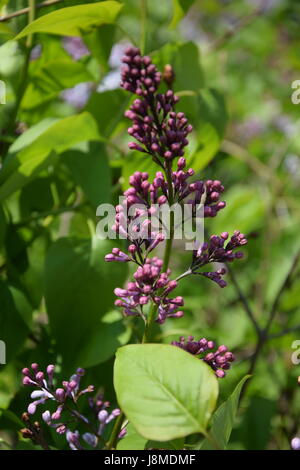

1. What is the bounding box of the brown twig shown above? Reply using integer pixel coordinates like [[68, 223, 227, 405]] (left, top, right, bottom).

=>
[[0, 0, 62, 22]]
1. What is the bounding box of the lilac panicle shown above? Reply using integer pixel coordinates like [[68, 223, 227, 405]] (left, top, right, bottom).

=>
[[21, 364, 120, 450], [172, 336, 235, 378]]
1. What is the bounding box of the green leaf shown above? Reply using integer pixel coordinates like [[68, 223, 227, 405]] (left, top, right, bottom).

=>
[[0, 112, 101, 201], [187, 123, 220, 173], [45, 237, 128, 368], [22, 60, 94, 109], [152, 42, 204, 92], [114, 344, 218, 441], [170, 0, 196, 29], [85, 89, 129, 138], [64, 141, 111, 207], [117, 423, 147, 450], [15, 1, 123, 39], [211, 186, 265, 235], [0, 281, 29, 362], [201, 376, 250, 450], [75, 310, 131, 368], [0, 205, 7, 248], [122, 151, 157, 190]]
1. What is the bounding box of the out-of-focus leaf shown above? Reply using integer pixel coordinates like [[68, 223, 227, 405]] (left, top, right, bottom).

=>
[[152, 41, 204, 92], [75, 311, 130, 369], [15, 1, 123, 39], [0, 281, 29, 362], [45, 237, 128, 368], [170, 0, 196, 28], [85, 89, 129, 138], [83, 24, 116, 73], [201, 376, 250, 449], [211, 186, 265, 235], [22, 60, 94, 109], [0, 112, 101, 201], [0, 205, 7, 247], [64, 141, 111, 207], [122, 151, 157, 190], [0, 41, 23, 77], [188, 123, 220, 172], [114, 344, 218, 441]]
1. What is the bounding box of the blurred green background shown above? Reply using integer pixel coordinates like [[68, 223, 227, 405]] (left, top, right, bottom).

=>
[[0, 0, 300, 450]]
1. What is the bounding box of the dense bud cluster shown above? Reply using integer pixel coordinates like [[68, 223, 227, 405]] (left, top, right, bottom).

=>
[[22, 364, 122, 450], [114, 257, 184, 323], [121, 46, 161, 96], [171, 336, 235, 378], [191, 231, 248, 287]]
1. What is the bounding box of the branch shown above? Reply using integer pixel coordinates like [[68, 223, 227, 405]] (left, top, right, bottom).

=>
[[268, 324, 300, 340], [0, 0, 62, 22], [210, 6, 265, 50]]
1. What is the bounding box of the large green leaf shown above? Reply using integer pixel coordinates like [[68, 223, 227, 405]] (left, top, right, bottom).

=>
[[114, 344, 218, 441], [64, 141, 111, 207], [15, 1, 123, 39], [45, 237, 128, 368], [201, 376, 250, 450], [0, 112, 101, 201]]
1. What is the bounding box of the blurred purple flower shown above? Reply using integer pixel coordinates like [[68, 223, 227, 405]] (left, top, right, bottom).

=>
[[62, 36, 90, 61]]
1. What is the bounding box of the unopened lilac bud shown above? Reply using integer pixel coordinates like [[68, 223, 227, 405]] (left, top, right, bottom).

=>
[[35, 371, 44, 383], [42, 410, 51, 423], [55, 388, 65, 402], [31, 363, 39, 372], [292, 437, 300, 450], [98, 409, 109, 423], [28, 403, 36, 415]]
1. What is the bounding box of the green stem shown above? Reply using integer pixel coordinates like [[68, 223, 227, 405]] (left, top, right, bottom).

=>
[[142, 162, 175, 343], [140, 0, 147, 54], [106, 411, 125, 450]]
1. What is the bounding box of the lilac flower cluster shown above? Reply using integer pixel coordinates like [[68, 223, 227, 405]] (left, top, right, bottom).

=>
[[22, 364, 121, 450], [172, 336, 235, 378], [114, 257, 184, 324], [191, 231, 248, 287], [105, 46, 247, 332]]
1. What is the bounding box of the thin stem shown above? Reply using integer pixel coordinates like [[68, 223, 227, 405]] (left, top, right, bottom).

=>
[[268, 324, 300, 340], [162, 161, 175, 272], [0, 0, 61, 22], [140, 0, 147, 54], [142, 302, 158, 343], [106, 411, 124, 450]]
